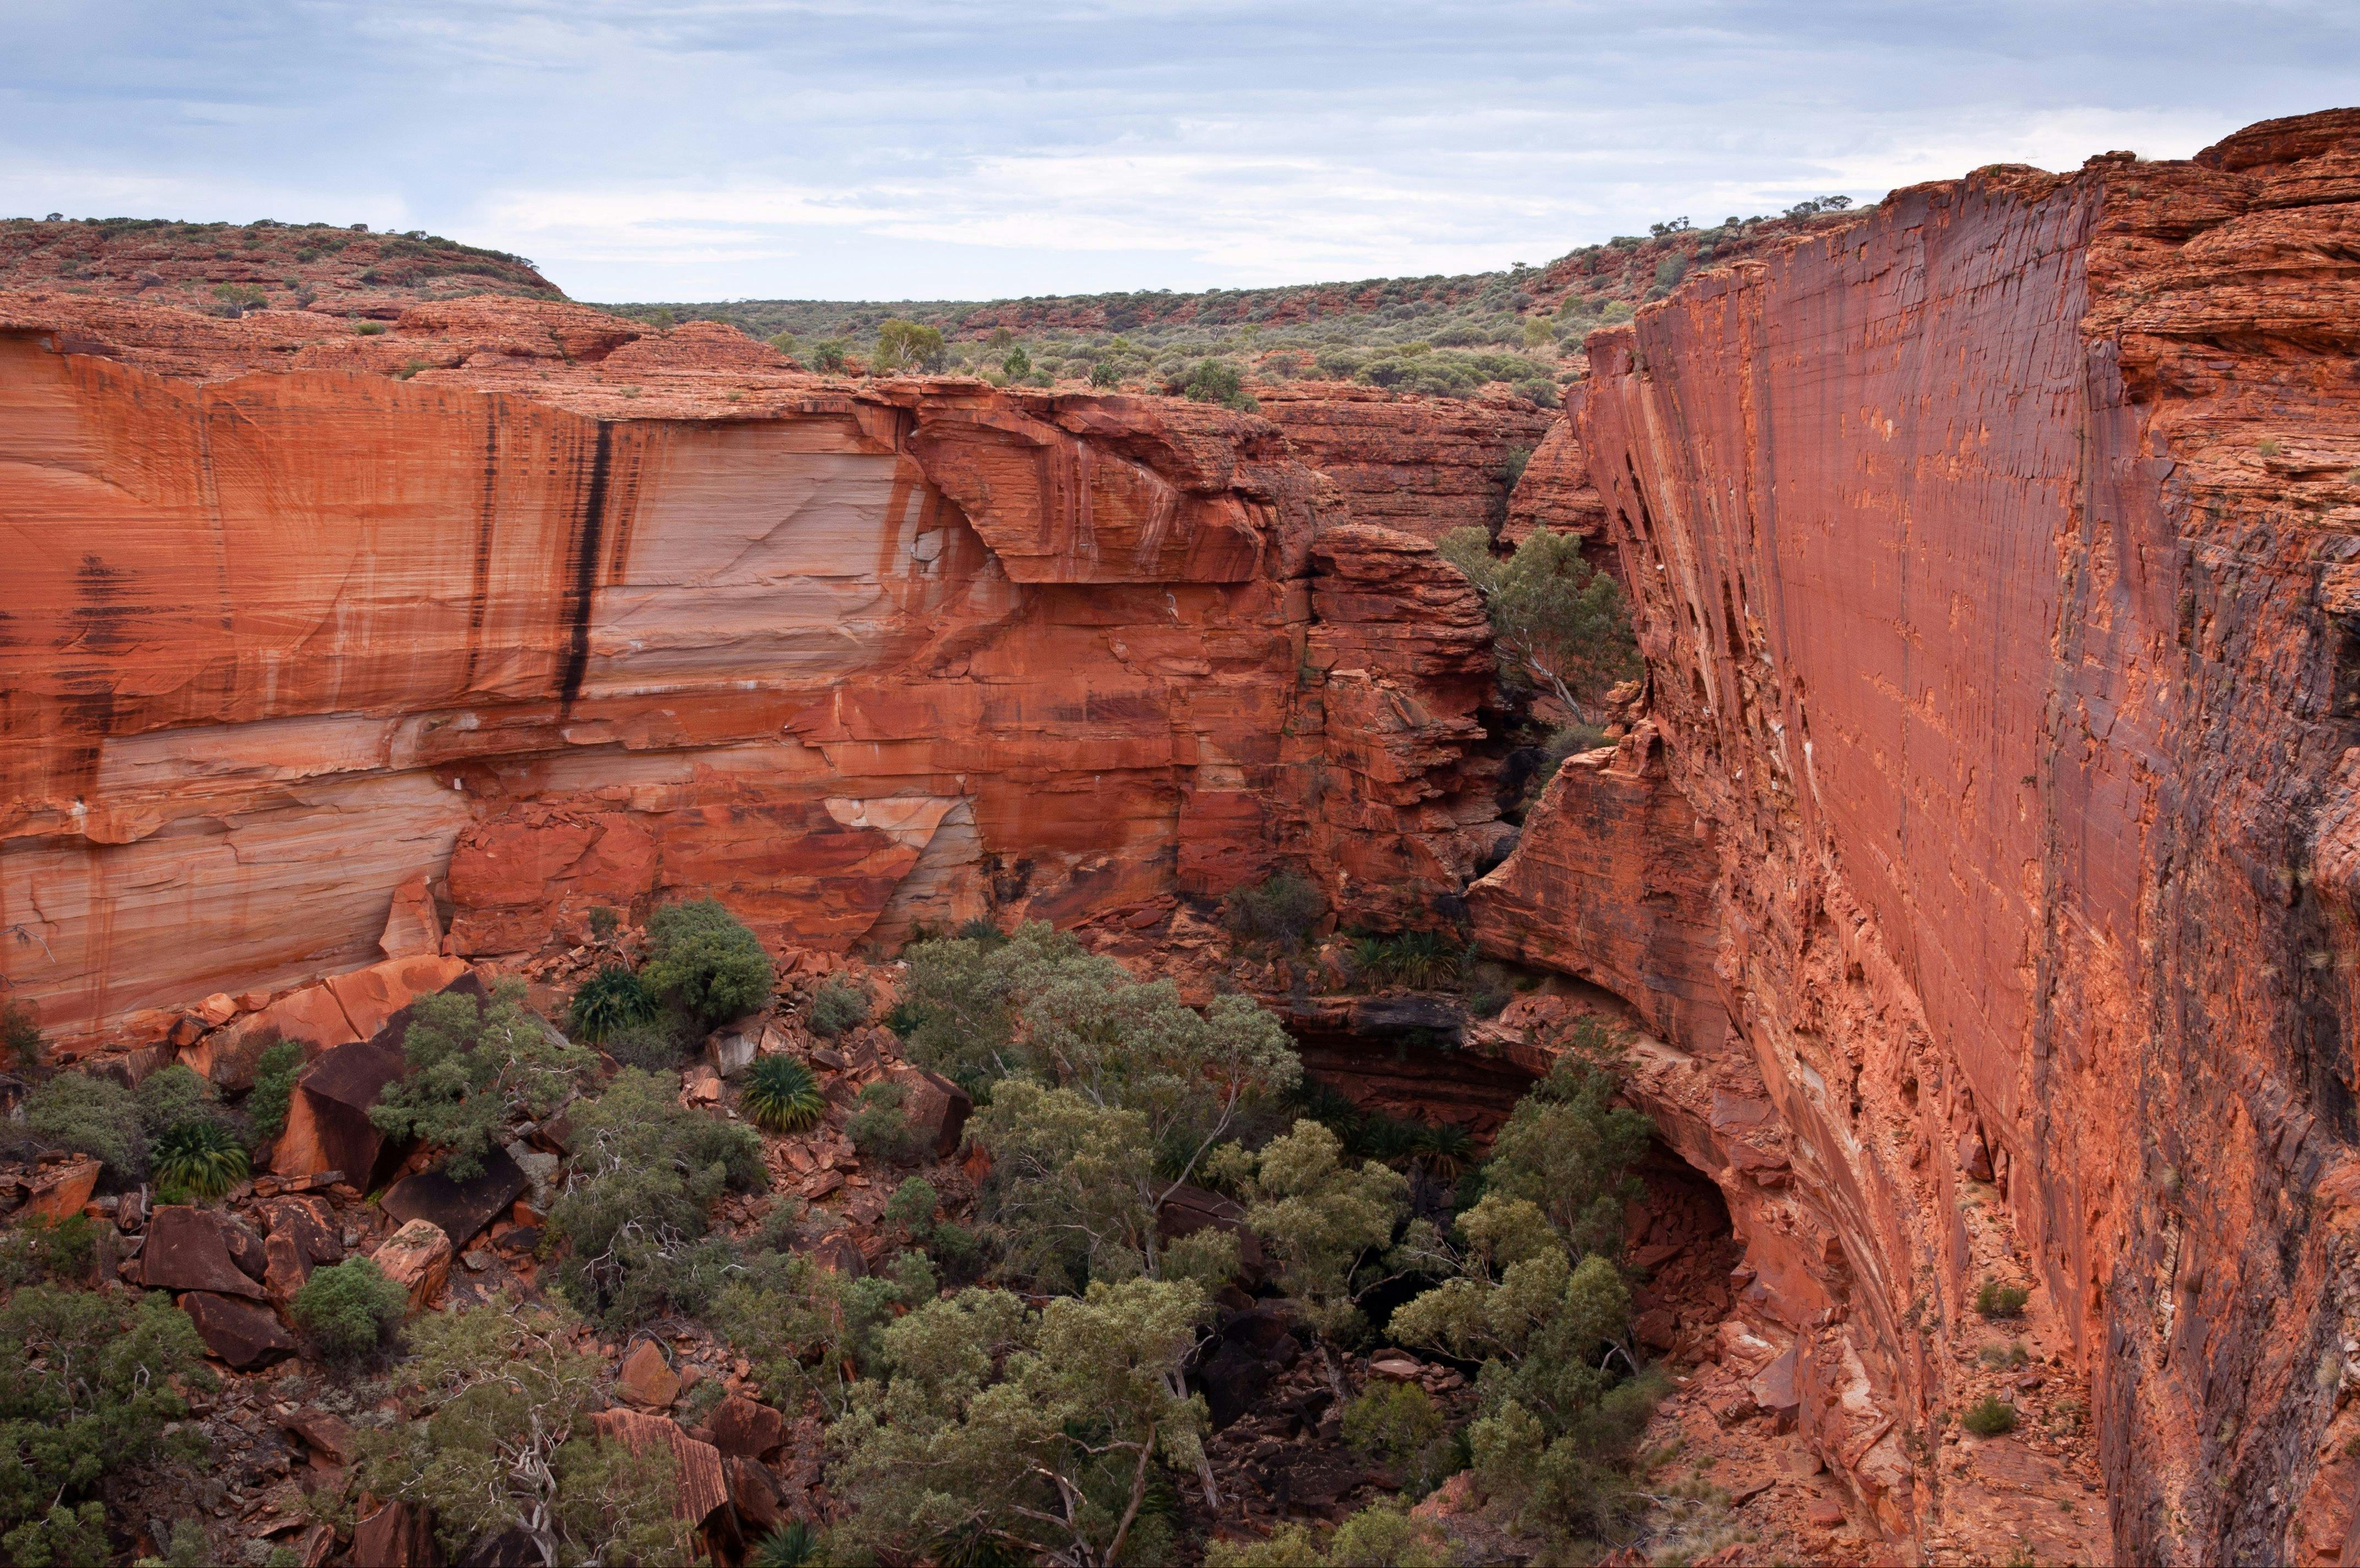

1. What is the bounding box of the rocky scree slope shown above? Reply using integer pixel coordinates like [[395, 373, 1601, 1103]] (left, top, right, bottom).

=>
[[1474, 106, 2360, 1566]]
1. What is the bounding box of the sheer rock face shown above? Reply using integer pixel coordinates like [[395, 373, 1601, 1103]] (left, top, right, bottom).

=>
[[0, 297, 1505, 1041], [1255, 382, 1559, 544], [1479, 109, 2360, 1562]]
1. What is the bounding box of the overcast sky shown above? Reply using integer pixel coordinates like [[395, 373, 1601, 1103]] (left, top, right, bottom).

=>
[[2, 2, 2349, 302]]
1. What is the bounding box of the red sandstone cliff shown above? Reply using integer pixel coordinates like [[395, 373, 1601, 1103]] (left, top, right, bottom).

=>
[[0, 295, 1511, 1043], [1476, 108, 2360, 1564]]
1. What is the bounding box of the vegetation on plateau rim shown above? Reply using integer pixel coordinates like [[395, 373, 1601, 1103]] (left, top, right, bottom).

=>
[[597, 202, 1867, 405]]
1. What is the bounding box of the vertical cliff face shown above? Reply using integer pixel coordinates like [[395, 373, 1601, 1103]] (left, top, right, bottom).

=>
[[1477, 109, 2360, 1561], [0, 299, 1510, 1042]]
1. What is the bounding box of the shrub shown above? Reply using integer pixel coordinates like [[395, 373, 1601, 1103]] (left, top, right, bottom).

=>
[[810, 338, 848, 372], [546, 1070, 766, 1325], [135, 1064, 224, 1137], [0, 1214, 99, 1287], [1090, 359, 1121, 388], [1223, 871, 1325, 948], [353, 320, 386, 335], [1203, 1523, 1324, 1567], [1343, 1382, 1445, 1463], [1962, 1395, 2018, 1437], [750, 1523, 820, 1567], [873, 318, 946, 373], [1, 1000, 41, 1072], [244, 1039, 307, 1146], [1975, 1278, 2030, 1319], [0, 1287, 211, 1560], [360, 1296, 690, 1565], [394, 359, 429, 380], [567, 965, 659, 1043], [1172, 357, 1257, 412], [23, 1072, 144, 1179], [741, 1056, 826, 1134], [599, 1018, 686, 1072], [369, 980, 597, 1180], [1326, 1498, 1452, 1567], [806, 977, 869, 1039], [1348, 931, 1460, 990], [1461, 960, 1511, 1019], [586, 905, 620, 940], [845, 1081, 925, 1166], [1002, 345, 1031, 378], [292, 1257, 410, 1360], [152, 1120, 250, 1201], [640, 899, 774, 1026]]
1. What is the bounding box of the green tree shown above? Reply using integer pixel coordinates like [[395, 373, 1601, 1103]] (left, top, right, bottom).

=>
[[359, 1295, 689, 1565], [1217, 1119, 1412, 1397], [899, 924, 1298, 1188], [716, 1246, 937, 1419], [827, 1279, 1210, 1568], [1172, 358, 1256, 412], [1, 1288, 211, 1564], [243, 1040, 308, 1146], [135, 1066, 228, 1138], [1436, 525, 1640, 723], [23, 1073, 144, 1180], [810, 338, 849, 372], [368, 980, 596, 1180], [874, 318, 947, 373], [1482, 1041, 1653, 1259], [545, 1068, 766, 1325], [639, 898, 774, 1026], [291, 1257, 411, 1361], [1381, 1046, 1663, 1554], [1002, 345, 1032, 379]]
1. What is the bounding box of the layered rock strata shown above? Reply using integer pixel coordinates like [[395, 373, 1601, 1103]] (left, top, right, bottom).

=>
[[1478, 108, 2360, 1563], [0, 296, 1507, 1042]]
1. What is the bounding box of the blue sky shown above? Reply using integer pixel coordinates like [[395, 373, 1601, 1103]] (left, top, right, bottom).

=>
[[2, 2, 2350, 302]]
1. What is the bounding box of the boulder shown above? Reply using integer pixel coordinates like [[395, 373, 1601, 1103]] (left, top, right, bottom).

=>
[[1748, 1343, 1801, 1434], [705, 1028, 757, 1080], [725, 1455, 787, 1537], [263, 1231, 312, 1302], [378, 873, 446, 961], [180, 1290, 296, 1368], [351, 1499, 441, 1568], [684, 1064, 723, 1104], [139, 1206, 267, 1299], [220, 1216, 268, 1280], [381, 1148, 530, 1252], [278, 1407, 354, 1466], [591, 1409, 728, 1526], [1368, 1354, 1425, 1383], [504, 1142, 558, 1212], [706, 1395, 788, 1462], [271, 1037, 408, 1184], [195, 993, 239, 1028], [615, 1339, 682, 1409], [261, 1195, 345, 1265], [24, 1157, 100, 1221], [327, 954, 473, 1043], [373, 1218, 452, 1311], [888, 1067, 973, 1159], [274, 971, 488, 1183]]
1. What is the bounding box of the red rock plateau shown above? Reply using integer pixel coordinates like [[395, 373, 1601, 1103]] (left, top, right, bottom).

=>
[[0, 291, 1516, 1046], [1474, 107, 2360, 1564]]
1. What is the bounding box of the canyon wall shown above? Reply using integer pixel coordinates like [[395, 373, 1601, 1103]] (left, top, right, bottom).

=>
[[1478, 108, 2360, 1562], [0, 297, 1517, 1042]]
